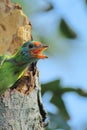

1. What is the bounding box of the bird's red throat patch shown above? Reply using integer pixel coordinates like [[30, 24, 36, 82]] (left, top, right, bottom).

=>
[[30, 42, 48, 59]]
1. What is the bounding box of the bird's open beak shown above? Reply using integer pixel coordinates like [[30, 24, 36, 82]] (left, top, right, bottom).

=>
[[30, 45, 48, 59]]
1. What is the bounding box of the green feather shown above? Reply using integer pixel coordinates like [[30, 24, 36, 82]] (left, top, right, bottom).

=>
[[0, 41, 36, 94], [0, 41, 48, 94]]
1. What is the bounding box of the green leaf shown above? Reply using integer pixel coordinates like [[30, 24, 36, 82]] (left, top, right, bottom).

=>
[[44, 4, 54, 12], [46, 113, 70, 130], [59, 19, 77, 39], [42, 80, 87, 123], [42, 80, 87, 130], [42, 80, 70, 120], [86, 0, 87, 4]]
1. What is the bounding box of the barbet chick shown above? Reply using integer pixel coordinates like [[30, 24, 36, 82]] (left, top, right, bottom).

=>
[[0, 41, 48, 94]]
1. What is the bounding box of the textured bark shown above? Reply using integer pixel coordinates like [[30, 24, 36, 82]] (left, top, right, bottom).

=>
[[0, 0, 45, 130], [0, 69, 45, 130], [0, 0, 32, 54]]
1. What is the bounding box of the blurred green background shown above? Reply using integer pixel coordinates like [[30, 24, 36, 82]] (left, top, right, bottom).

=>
[[11, 0, 87, 130]]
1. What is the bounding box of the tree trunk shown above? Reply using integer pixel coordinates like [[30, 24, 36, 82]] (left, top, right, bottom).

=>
[[0, 0, 46, 129]]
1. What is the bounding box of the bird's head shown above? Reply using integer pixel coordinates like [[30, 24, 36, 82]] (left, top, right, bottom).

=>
[[20, 41, 48, 62]]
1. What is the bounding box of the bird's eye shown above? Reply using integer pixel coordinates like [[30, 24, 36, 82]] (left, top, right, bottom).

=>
[[28, 44, 33, 48]]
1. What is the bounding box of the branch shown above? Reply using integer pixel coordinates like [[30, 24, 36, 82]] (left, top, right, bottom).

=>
[[0, 0, 46, 129]]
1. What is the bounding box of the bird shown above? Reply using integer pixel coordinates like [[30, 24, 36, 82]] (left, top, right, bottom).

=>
[[0, 41, 48, 94]]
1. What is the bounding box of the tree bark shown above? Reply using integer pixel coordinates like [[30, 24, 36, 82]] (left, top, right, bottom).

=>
[[0, 0, 46, 129]]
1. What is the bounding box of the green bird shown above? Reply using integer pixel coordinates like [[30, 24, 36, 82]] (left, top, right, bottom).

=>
[[0, 41, 48, 94]]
